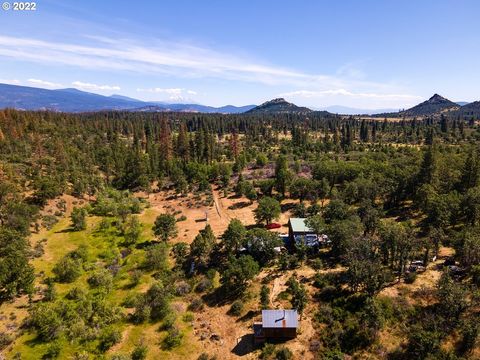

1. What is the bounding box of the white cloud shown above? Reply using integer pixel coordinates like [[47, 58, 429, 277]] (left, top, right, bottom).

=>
[[0, 79, 20, 85], [278, 89, 421, 101], [136, 87, 183, 95], [72, 81, 120, 91], [27, 78, 63, 88], [136, 87, 197, 102], [0, 35, 409, 91], [0, 35, 420, 107]]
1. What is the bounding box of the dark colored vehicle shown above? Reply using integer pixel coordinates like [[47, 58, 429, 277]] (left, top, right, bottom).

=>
[[265, 223, 281, 230]]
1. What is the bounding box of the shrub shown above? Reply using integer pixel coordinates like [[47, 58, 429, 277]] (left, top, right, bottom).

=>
[[122, 292, 141, 308], [71, 207, 88, 231], [471, 265, 480, 286], [144, 243, 169, 272], [87, 268, 113, 290], [182, 312, 194, 322], [228, 300, 244, 316], [52, 257, 82, 283], [65, 286, 88, 301], [43, 280, 57, 302], [162, 327, 183, 349], [175, 281, 191, 296], [131, 344, 148, 360], [195, 278, 213, 293], [275, 347, 293, 360], [29, 303, 63, 341], [41, 215, 58, 230], [43, 341, 61, 359], [309, 258, 323, 270], [0, 333, 13, 350], [405, 271, 417, 284], [259, 343, 276, 359], [110, 354, 130, 360], [130, 269, 143, 287], [99, 327, 122, 352], [188, 297, 204, 312], [161, 312, 176, 330], [33, 240, 45, 258], [407, 328, 440, 359]]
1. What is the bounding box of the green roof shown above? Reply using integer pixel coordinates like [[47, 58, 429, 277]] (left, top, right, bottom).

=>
[[289, 218, 313, 233]]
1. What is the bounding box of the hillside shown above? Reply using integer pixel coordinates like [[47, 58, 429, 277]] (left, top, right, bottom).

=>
[[0, 83, 255, 114], [246, 98, 312, 114], [0, 84, 150, 112], [454, 101, 480, 118], [401, 93, 460, 116]]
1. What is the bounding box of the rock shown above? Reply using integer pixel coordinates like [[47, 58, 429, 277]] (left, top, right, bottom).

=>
[[210, 333, 221, 341]]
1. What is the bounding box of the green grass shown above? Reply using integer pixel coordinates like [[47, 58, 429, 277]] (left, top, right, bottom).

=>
[[9, 208, 200, 359]]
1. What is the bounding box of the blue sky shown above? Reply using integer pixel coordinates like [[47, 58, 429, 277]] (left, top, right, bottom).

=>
[[0, 0, 479, 109]]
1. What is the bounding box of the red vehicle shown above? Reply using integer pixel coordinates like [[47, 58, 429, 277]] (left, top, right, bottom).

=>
[[265, 223, 281, 230]]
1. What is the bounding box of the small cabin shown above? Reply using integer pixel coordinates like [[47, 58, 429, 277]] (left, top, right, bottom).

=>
[[287, 218, 330, 249], [288, 218, 317, 246], [253, 309, 298, 345]]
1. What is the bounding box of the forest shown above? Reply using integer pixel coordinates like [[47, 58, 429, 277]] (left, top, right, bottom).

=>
[[0, 108, 479, 359]]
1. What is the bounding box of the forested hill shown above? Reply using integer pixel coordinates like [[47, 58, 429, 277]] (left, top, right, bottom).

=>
[[401, 93, 460, 116], [245, 98, 313, 114], [455, 100, 480, 118], [374, 94, 462, 118]]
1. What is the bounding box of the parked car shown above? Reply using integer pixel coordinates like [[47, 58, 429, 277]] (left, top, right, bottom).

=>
[[265, 222, 281, 230]]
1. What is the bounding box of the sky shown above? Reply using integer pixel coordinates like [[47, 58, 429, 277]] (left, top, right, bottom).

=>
[[0, 0, 479, 109]]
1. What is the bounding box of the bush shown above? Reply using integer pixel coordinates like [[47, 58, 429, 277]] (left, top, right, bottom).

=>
[[188, 297, 204, 312], [175, 281, 191, 296], [162, 327, 183, 349], [144, 243, 169, 272], [65, 286, 88, 301], [87, 268, 113, 290], [71, 207, 87, 231], [130, 270, 143, 287], [42, 215, 59, 230], [131, 344, 148, 360], [161, 312, 177, 330], [0, 333, 13, 350], [275, 347, 293, 360], [259, 343, 276, 359], [407, 328, 440, 359], [309, 258, 323, 270], [99, 327, 122, 352], [471, 265, 480, 286], [405, 271, 417, 284], [228, 300, 244, 316], [122, 292, 141, 308], [182, 312, 194, 322], [195, 278, 213, 293], [52, 257, 82, 283], [43, 341, 61, 359]]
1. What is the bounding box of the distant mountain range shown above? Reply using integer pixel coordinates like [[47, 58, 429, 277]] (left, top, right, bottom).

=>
[[0, 83, 254, 113], [246, 98, 312, 114], [318, 105, 400, 115], [0, 83, 478, 118]]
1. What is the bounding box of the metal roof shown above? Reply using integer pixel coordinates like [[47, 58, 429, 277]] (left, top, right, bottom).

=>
[[289, 218, 314, 233], [262, 309, 298, 328]]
